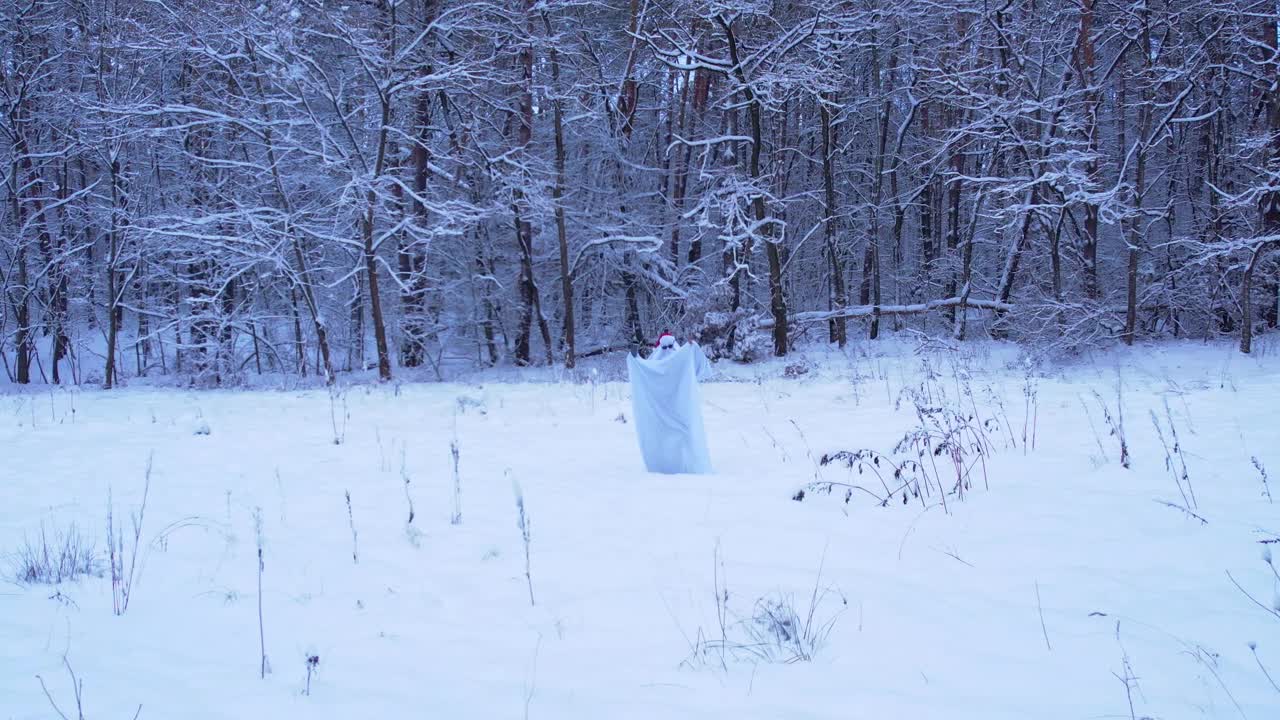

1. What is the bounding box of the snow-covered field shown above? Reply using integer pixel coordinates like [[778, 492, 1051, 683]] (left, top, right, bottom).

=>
[[3, 340, 1279, 719]]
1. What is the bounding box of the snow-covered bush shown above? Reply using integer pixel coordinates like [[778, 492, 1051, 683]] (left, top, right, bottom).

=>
[[455, 394, 487, 415], [783, 360, 813, 378], [686, 587, 844, 668], [9, 523, 101, 585], [997, 302, 1119, 359], [328, 383, 349, 445], [684, 545, 844, 668], [681, 285, 769, 363], [807, 365, 1000, 510], [743, 591, 844, 664], [304, 654, 320, 696], [107, 454, 153, 616], [512, 476, 534, 607]]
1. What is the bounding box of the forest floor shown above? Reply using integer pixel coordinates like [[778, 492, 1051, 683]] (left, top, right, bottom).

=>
[[3, 338, 1280, 719]]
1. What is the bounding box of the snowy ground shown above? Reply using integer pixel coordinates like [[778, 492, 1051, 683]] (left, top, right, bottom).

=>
[[3, 339, 1280, 719]]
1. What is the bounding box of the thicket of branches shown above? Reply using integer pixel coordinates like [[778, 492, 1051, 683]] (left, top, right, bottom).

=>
[[3, 0, 1278, 386]]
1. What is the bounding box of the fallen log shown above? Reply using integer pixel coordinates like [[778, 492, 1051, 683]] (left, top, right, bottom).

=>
[[575, 343, 635, 359], [760, 297, 1014, 329]]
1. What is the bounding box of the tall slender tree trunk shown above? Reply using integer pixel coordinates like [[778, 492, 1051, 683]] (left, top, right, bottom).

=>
[[1078, 0, 1102, 301], [12, 248, 31, 384], [668, 68, 692, 268], [820, 96, 846, 347], [48, 160, 72, 383], [400, 88, 433, 368], [360, 1, 397, 382], [1123, 21, 1152, 346], [919, 107, 935, 303], [348, 273, 365, 371], [1245, 11, 1280, 353], [362, 199, 391, 380], [135, 262, 150, 376], [246, 43, 334, 383], [543, 12, 575, 368], [7, 157, 32, 384], [512, 0, 552, 364], [1241, 246, 1269, 354], [686, 62, 712, 267], [944, 134, 964, 328], [290, 287, 307, 376], [719, 14, 787, 355], [104, 155, 125, 389], [862, 38, 891, 340]]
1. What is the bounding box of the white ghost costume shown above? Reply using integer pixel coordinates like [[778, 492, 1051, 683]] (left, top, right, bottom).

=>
[[626, 338, 713, 474]]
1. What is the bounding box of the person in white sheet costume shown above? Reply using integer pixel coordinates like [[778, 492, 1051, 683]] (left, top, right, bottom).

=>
[[626, 332, 714, 474]]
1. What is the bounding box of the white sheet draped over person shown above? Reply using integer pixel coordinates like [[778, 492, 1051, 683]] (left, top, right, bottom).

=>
[[626, 332, 714, 474]]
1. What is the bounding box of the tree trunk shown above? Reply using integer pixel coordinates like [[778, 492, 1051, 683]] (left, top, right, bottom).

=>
[[48, 160, 72, 383], [862, 39, 891, 340], [719, 14, 787, 355], [13, 248, 32, 384], [1245, 12, 1280, 353], [290, 286, 307, 376], [361, 203, 392, 381], [360, 2, 397, 382], [246, 44, 334, 383], [1123, 8, 1153, 346], [399, 88, 433, 369], [6, 168, 31, 384], [668, 68, 693, 268], [134, 264, 150, 376], [944, 136, 964, 328], [1241, 245, 1270, 354], [820, 96, 847, 347], [513, 207, 539, 365], [348, 272, 365, 371], [544, 12, 575, 368], [1078, 0, 1101, 301], [104, 157, 125, 389], [512, 0, 545, 365]]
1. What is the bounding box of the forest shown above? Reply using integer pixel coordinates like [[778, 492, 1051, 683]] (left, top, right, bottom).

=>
[[3, 0, 1279, 386]]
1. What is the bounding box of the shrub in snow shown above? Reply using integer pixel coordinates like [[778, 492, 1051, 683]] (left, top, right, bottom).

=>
[[455, 395, 486, 415], [450, 439, 462, 526], [1150, 399, 1197, 510], [803, 363, 1009, 511], [681, 285, 768, 363], [744, 592, 842, 663], [783, 361, 811, 378], [10, 523, 101, 585], [193, 419, 212, 436], [328, 383, 349, 445], [255, 507, 270, 679], [813, 448, 925, 507], [344, 490, 359, 564], [304, 655, 320, 696], [1089, 382, 1130, 469], [1253, 457, 1272, 504], [107, 453, 152, 616], [687, 588, 845, 668], [400, 449, 415, 525], [512, 476, 534, 607], [684, 544, 844, 669], [813, 406, 993, 510]]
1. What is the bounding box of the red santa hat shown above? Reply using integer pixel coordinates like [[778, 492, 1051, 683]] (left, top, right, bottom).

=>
[[655, 331, 676, 348]]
